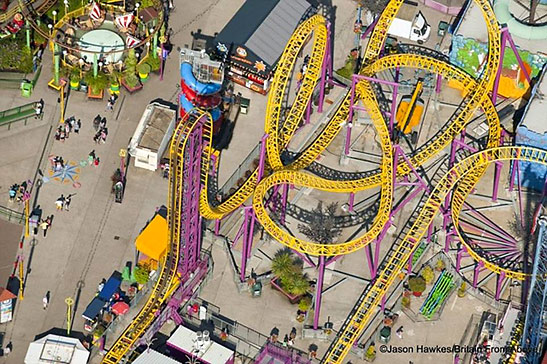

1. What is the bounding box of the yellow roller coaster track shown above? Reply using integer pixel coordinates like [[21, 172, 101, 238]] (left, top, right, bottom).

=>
[[101, 110, 213, 364], [104, 0, 519, 359]]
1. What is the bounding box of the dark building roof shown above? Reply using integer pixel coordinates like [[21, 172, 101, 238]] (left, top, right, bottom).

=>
[[215, 0, 312, 76]]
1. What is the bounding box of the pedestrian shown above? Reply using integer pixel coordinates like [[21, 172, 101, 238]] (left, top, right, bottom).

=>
[[283, 334, 289, 347], [88, 150, 96, 165], [396, 326, 404, 339], [99, 117, 106, 129], [105, 100, 113, 111], [43, 291, 50, 309], [64, 194, 72, 211], [40, 218, 49, 237], [2, 341, 12, 356], [94, 157, 100, 167], [55, 195, 65, 210], [74, 119, 81, 134], [93, 114, 101, 131]]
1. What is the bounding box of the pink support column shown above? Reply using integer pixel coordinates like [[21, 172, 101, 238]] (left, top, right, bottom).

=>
[[344, 76, 357, 156], [492, 161, 502, 202], [473, 261, 483, 288], [407, 251, 414, 274], [214, 219, 220, 236], [491, 28, 507, 104], [280, 184, 289, 225], [240, 206, 252, 282], [456, 246, 465, 272], [313, 256, 326, 330], [348, 192, 355, 212], [239, 134, 268, 282], [505, 29, 531, 84], [435, 74, 442, 94], [509, 160, 517, 191], [305, 98, 312, 125], [317, 22, 331, 113], [495, 271, 505, 301], [389, 68, 400, 137]]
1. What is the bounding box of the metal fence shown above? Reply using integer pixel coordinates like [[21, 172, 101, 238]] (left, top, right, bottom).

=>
[[0, 204, 25, 224]]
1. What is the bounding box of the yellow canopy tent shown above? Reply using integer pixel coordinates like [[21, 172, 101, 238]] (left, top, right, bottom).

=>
[[135, 213, 168, 261]]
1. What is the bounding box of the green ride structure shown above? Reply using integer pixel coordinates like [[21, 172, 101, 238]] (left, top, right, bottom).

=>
[[420, 270, 455, 320]]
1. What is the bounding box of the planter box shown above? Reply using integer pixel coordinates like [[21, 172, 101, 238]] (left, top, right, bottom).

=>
[[270, 276, 303, 304], [87, 88, 104, 99], [121, 78, 143, 93], [412, 291, 422, 297]]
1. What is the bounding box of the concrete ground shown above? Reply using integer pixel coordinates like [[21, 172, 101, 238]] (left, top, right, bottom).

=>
[[0, 1, 523, 364]]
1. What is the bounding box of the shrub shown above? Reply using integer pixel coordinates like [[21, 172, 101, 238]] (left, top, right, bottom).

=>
[[123, 49, 139, 87], [137, 62, 151, 75], [84, 71, 109, 95], [401, 296, 411, 308], [134, 262, 151, 284], [298, 296, 312, 311], [435, 258, 446, 271], [408, 277, 426, 293], [421, 265, 435, 285], [146, 56, 161, 72], [457, 282, 467, 297]]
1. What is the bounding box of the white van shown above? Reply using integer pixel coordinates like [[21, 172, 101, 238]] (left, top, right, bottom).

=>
[[387, 2, 431, 44]]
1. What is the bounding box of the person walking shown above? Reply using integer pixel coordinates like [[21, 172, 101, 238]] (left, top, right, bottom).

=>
[[94, 157, 100, 167], [88, 150, 96, 165], [105, 99, 113, 111], [93, 114, 101, 131], [40, 218, 49, 237], [55, 195, 65, 210], [64, 194, 73, 211], [74, 119, 81, 134], [43, 291, 50, 309], [396, 326, 404, 339]]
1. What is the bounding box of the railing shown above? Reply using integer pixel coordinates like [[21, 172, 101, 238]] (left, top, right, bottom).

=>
[[0, 204, 25, 224]]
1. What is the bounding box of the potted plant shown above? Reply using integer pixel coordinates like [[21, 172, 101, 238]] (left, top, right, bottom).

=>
[[109, 70, 121, 95], [408, 276, 426, 297], [457, 282, 467, 297], [270, 248, 310, 303], [435, 258, 446, 272], [137, 62, 151, 82], [296, 296, 311, 322], [121, 49, 142, 92], [84, 71, 108, 99], [401, 296, 411, 308], [365, 342, 376, 362], [421, 265, 435, 285], [69, 67, 81, 90]]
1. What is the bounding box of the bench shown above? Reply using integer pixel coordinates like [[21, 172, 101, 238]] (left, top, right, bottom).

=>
[[0, 102, 43, 130]]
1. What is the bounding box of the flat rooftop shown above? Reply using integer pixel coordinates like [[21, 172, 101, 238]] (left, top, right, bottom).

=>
[[139, 106, 176, 152], [520, 65, 547, 133]]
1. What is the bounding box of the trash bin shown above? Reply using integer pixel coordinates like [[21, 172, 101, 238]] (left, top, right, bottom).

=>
[[438, 21, 449, 37], [21, 81, 33, 97], [239, 97, 250, 114]]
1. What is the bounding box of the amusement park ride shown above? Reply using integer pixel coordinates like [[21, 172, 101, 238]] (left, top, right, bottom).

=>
[[97, 0, 546, 363]]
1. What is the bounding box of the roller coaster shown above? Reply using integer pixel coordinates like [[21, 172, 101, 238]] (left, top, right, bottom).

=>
[[101, 0, 539, 362]]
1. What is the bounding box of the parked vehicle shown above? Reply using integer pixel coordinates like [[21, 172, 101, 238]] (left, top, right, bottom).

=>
[[387, 1, 431, 44]]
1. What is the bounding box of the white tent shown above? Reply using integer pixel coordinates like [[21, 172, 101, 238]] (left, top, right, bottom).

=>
[[25, 334, 90, 364]]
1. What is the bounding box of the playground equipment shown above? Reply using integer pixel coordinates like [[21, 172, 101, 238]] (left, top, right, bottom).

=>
[[419, 270, 455, 319], [103, 0, 538, 361]]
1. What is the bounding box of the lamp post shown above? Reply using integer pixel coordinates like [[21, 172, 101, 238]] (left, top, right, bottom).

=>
[[53, 42, 60, 85], [78, 58, 84, 79], [62, 49, 67, 65], [63, 0, 69, 15], [93, 53, 98, 77], [52, 10, 57, 25], [47, 22, 53, 37], [65, 297, 74, 335], [135, 2, 140, 23]]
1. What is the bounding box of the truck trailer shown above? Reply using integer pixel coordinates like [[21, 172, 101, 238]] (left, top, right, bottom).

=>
[[128, 100, 177, 171], [387, 1, 431, 44]]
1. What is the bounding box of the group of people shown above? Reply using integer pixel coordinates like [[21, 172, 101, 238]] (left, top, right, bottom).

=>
[[8, 180, 30, 203], [55, 194, 74, 211], [88, 150, 101, 167], [51, 156, 65, 172], [92, 114, 109, 144], [38, 215, 53, 237], [55, 116, 81, 142]]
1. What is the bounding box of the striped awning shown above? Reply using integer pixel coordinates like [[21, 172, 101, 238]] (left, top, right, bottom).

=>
[[126, 34, 140, 48], [115, 13, 134, 29], [89, 2, 102, 20]]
